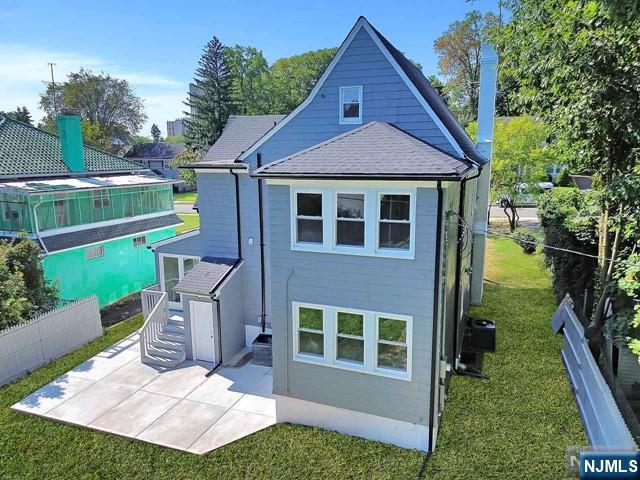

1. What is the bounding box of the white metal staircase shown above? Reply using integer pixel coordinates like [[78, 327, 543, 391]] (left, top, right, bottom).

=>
[[140, 285, 186, 368]]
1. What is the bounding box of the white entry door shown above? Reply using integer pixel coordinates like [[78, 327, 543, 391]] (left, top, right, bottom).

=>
[[190, 301, 217, 363]]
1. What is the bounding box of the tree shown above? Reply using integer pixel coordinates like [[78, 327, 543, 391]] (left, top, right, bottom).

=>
[[1, 106, 33, 125], [427, 75, 450, 106], [263, 48, 337, 114], [184, 37, 234, 151], [0, 237, 59, 330], [151, 124, 162, 143], [164, 135, 185, 144], [497, 0, 640, 357], [40, 68, 147, 148], [224, 45, 270, 114], [468, 116, 552, 231], [434, 11, 499, 124], [170, 149, 200, 186], [39, 117, 112, 151]]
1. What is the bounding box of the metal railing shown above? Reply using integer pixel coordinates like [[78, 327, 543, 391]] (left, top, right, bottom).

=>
[[140, 285, 169, 363]]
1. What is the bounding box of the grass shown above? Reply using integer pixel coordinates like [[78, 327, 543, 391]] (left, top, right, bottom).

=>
[[0, 239, 584, 479], [176, 213, 199, 234], [174, 191, 197, 203]]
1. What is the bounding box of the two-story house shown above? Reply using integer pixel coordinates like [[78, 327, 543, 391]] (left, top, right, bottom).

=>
[[0, 114, 181, 307], [148, 17, 497, 451]]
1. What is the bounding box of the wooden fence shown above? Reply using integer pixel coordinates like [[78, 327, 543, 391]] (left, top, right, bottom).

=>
[[0, 296, 102, 386], [552, 295, 637, 450]]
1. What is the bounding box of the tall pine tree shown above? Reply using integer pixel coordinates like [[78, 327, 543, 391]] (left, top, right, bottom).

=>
[[185, 37, 233, 151]]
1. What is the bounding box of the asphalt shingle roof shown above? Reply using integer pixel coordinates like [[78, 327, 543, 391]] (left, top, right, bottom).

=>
[[199, 115, 285, 168], [40, 214, 182, 252], [253, 121, 471, 179], [175, 257, 239, 295], [0, 116, 147, 178], [368, 22, 488, 167]]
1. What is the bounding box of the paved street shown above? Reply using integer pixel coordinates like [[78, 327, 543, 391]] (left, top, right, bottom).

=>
[[175, 202, 197, 214], [490, 206, 537, 221]]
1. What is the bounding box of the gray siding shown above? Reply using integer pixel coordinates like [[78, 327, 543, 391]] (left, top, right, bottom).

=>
[[269, 184, 438, 425], [218, 263, 246, 364], [245, 27, 457, 173], [196, 172, 239, 258]]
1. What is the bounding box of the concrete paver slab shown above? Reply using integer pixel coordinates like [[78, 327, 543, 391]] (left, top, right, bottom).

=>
[[142, 361, 210, 398], [11, 374, 94, 415]]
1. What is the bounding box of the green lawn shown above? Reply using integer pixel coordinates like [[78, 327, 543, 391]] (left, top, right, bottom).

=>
[[174, 191, 197, 203], [176, 213, 199, 234], [0, 238, 584, 479]]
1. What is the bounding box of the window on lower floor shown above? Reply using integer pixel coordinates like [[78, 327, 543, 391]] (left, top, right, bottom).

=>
[[133, 235, 147, 247], [86, 245, 104, 260], [292, 302, 412, 380], [376, 316, 408, 372], [336, 311, 364, 364], [296, 305, 325, 357]]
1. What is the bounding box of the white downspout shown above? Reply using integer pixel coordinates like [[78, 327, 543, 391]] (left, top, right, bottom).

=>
[[31, 201, 49, 255], [470, 43, 498, 305]]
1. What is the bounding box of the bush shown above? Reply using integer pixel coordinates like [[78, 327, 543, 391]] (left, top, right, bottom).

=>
[[512, 228, 538, 254], [0, 237, 59, 331], [538, 188, 599, 317], [556, 168, 574, 187]]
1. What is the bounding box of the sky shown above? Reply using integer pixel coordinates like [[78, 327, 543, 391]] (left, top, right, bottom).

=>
[[0, 0, 499, 137]]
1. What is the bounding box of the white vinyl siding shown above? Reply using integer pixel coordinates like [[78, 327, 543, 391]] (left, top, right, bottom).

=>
[[292, 301, 412, 381], [290, 185, 415, 259]]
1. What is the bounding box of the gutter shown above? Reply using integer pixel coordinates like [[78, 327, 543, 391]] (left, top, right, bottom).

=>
[[250, 173, 468, 182], [427, 180, 444, 453]]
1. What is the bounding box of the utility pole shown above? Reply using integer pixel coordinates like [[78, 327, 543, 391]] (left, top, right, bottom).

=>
[[48, 62, 58, 114]]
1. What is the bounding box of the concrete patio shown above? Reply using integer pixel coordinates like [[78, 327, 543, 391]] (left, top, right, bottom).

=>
[[12, 332, 275, 454]]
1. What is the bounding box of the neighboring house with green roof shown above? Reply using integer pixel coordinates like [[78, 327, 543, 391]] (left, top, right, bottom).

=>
[[0, 114, 181, 306]]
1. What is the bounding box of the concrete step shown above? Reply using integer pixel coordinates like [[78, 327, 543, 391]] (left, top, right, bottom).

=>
[[164, 322, 185, 335], [158, 331, 185, 343], [147, 344, 183, 360], [143, 353, 182, 368], [152, 337, 185, 350]]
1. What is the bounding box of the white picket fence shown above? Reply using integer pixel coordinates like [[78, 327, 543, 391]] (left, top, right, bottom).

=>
[[0, 296, 102, 386]]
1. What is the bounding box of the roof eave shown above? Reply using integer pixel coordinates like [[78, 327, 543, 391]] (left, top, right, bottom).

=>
[[182, 163, 248, 170], [251, 172, 467, 181]]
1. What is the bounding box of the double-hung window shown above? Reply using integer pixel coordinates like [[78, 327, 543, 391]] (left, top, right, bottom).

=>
[[295, 192, 323, 244], [376, 316, 409, 372], [335, 193, 365, 247], [292, 186, 415, 258], [339, 86, 362, 124], [335, 310, 365, 364], [293, 302, 412, 380], [296, 306, 325, 357], [378, 194, 411, 250]]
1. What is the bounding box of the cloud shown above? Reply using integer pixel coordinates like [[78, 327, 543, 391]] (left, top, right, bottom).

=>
[[0, 44, 187, 136]]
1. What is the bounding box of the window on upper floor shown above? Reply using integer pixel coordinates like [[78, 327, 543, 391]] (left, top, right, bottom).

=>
[[339, 86, 362, 124], [291, 186, 415, 259], [292, 301, 412, 381], [295, 192, 323, 244], [86, 245, 104, 260], [133, 235, 147, 248], [378, 194, 411, 250]]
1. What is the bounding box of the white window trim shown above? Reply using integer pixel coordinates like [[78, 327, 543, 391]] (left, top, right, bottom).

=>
[[339, 85, 363, 124], [374, 314, 412, 377], [290, 186, 416, 259], [158, 253, 202, 309], [133, 235, 147, 248], [292, 301, 412, 381], [293, 190, 326, 246]]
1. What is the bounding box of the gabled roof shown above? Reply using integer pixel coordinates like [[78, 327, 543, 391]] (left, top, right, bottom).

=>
[[238, 17, 486, 167], [125, 142, 185, 159], [253, 122, 471, 180], [368, 24, 487, 166], [197, 115, 285, 169], [0, 116, 147, 179]]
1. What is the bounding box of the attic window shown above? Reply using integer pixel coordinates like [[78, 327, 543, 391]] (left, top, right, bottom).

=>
[[339, 86, 362, 124]]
